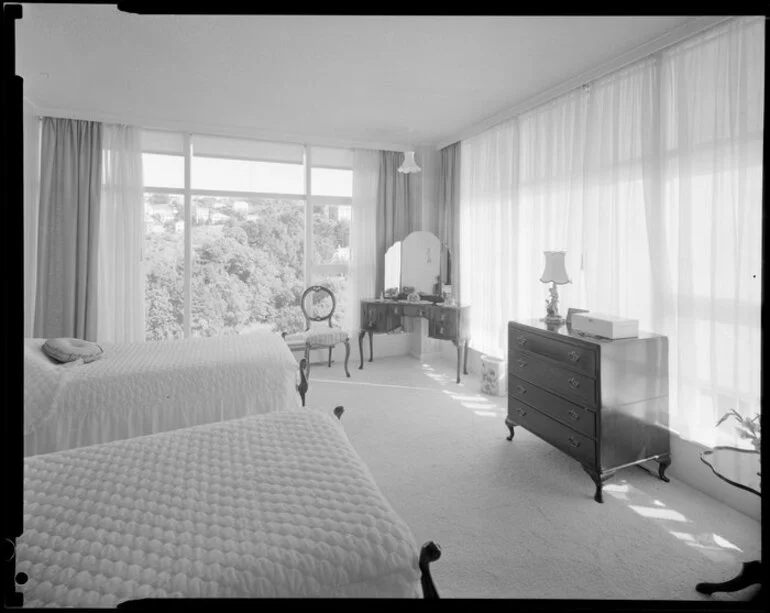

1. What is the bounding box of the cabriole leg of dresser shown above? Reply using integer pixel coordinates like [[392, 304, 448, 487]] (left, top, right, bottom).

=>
[[505, 417, 515, 441], [368, 330, 374, 362], [454, 340, 461, 383], [358, 330, 366, 369], [582, 467, 613, 504], [657, 455, 672, 483]]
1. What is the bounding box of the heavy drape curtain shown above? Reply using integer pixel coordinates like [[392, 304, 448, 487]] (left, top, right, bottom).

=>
[[459, 16, 763, 447], [375, 151, 420, 296], [23, 101, 41, 337], [437, 143, 461, 301], [97, 124, 145, 343], [34, 117, 102, 342], [344, 148, 380, 331]]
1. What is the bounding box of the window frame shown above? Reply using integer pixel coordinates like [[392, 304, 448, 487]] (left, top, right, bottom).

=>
[[142, 133, 353, 339]]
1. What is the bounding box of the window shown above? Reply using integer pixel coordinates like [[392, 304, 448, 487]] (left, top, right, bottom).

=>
[[190, 196, 305, 337], [309, 146, 353, 326], [143, 192, 184, 341], [141, 132, 353, 341]]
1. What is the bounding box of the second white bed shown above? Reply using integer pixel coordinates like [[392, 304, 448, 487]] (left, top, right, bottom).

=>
[[24, 332, 301, 456]]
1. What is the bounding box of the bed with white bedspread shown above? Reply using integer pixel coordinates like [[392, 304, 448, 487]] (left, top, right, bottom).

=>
[[16, 406, 440, 604], [24, 332, 301, 457]]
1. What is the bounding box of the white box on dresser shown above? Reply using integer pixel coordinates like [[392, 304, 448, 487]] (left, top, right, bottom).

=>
[[570, 312, 639, 339]]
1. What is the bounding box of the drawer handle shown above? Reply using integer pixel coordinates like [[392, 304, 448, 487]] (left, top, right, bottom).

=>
[[568, 350, 581, 362], [515, 384, 527, 395], [517, 335, 528, 347], [567, 408, 580, 421], [516, 407, 527, 417], [568, 436, 581, 448], [568, 377, 580, 389], [517, 358, 527, 368]]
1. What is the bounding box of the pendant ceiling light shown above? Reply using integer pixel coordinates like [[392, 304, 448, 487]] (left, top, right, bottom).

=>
[[397, 151, 422, 174]]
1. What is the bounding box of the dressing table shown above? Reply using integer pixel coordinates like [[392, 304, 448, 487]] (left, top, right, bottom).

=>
[[359, 231, 470, 383]]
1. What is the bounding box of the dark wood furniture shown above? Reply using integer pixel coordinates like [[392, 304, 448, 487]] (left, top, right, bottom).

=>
[[282, 285, 351, 382], [297, 358, 308, 407], [358, 299, 470, 383], [695, 447, 761, 601], [506, 319, 671, 503]]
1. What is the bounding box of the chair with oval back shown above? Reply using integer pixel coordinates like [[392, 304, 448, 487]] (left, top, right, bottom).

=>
[[289, 285, 351, 380]]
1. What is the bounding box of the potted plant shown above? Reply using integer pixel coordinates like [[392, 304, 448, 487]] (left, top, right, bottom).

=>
[[716, 409, 760, 453]]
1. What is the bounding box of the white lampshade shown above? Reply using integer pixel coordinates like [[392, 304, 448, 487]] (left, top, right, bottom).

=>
[[540, 251, 570, 284], [397, 151, 422, 174]]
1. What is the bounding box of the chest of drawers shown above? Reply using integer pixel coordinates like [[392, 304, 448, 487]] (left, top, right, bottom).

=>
[[506, 320, 670, 503]]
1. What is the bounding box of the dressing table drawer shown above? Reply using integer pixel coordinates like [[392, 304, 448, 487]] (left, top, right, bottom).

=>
[[430, 308, 453, 324], [402, 304, 430, 318], [509, 325, 596, 377], [429, 319, 457, 340]]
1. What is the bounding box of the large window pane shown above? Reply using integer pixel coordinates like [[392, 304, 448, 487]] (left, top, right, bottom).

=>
[[310, 168, 353, 197], [142, 153, 184, 189], [190, 196, 306, 338], [144, 192, 185, 341], [313, 204, 350, 265], [191, 157, 304, 194]]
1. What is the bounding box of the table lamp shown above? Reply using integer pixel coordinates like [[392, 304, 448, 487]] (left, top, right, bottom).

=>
[[540, 251, 570, 325]]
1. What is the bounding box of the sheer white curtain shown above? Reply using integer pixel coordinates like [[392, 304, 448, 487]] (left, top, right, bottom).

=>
[[459, 16, 763, 447], [650, 18, 764, 446], [458, 119, 518, 354], [344, 148, 380, 331], [97, 124, 145, 343], [23, 101, 40, 337]]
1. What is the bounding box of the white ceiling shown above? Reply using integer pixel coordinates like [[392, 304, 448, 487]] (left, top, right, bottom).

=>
[[17, 6, 707, 149]]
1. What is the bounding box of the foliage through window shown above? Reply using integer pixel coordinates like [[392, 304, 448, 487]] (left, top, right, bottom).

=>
[[142, 133, 353, 342]]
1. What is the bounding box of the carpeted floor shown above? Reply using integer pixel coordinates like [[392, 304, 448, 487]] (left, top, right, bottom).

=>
[[306, 354, 761, 601]]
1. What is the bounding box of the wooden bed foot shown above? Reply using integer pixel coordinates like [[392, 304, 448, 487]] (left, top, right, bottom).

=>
[[419, 541, 442, 599], [298, 358, 309, 407], [333, 406, 344, 420]]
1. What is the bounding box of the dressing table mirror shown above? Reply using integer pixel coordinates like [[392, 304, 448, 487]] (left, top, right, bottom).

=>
[[361, 231, 469, 382], [383, 231, 452, 300]]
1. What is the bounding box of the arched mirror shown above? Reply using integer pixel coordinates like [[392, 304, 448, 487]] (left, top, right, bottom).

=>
[[383, 231, 451, 300], [384, 242, 402, 297]]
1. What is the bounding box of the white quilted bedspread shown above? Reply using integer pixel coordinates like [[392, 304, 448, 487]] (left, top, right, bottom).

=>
[[17, 408, 422, 605], [24, 333, 300, 456]]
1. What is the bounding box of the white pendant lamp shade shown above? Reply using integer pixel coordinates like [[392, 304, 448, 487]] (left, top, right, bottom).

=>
[[397, 151, 422, 174]]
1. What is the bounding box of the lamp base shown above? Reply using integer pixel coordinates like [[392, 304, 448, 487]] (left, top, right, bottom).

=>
[[541, 316, 566, 326]]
